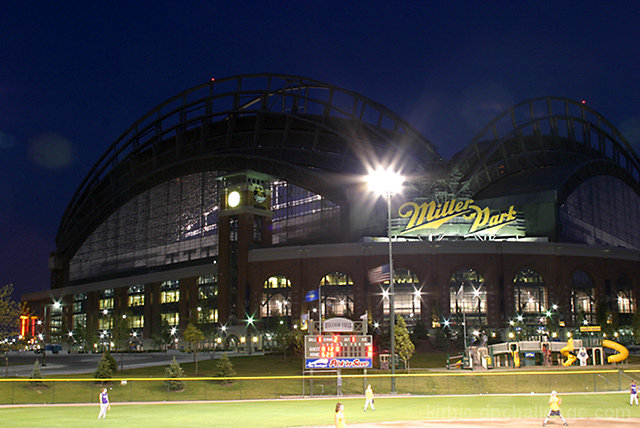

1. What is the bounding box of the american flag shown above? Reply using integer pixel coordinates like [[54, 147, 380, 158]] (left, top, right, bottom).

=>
[[368, 264, 390, 284]]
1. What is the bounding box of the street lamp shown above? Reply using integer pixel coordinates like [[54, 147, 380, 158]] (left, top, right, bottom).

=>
[[367, 166, 404, 394], [38, 300, 62, 366]]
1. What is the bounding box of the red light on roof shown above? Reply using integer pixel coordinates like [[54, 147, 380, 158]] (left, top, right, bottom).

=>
[[211, 77, 216, 81], [581, 100, 586, 104]]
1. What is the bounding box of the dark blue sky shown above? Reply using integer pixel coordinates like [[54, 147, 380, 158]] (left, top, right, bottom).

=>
[[1, 2, 639, 297]]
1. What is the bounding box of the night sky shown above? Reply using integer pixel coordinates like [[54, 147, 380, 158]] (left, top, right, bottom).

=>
[[1, 2, 639, 298]]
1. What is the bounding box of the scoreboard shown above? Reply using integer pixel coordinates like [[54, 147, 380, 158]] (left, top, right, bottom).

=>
[[304, 334, 373, 369]]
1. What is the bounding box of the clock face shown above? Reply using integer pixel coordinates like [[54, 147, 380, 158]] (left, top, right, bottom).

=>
[[227, 191, 241, 208]]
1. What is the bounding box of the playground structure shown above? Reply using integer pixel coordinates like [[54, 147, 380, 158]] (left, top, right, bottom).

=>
[[447, 326, 629, 370]]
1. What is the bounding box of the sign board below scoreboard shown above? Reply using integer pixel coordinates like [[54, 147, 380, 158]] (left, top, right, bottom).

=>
[[305, 334, 373, 369]]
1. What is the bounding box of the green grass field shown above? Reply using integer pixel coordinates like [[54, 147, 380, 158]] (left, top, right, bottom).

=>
[[1, 393, 639, 428]]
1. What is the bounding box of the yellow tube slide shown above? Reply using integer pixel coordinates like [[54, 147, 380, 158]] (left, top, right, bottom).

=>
[[561, 338, 577, 366], [602, 339, 629, 363]]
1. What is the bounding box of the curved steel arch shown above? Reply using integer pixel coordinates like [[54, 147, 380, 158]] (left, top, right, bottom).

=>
[[56, 73, 439, 258], [557, 158, 640, 205], [451, 97, 640, 196]]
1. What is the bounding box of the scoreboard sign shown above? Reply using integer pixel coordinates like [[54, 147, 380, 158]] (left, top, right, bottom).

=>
[[305, 334, 373, 369]]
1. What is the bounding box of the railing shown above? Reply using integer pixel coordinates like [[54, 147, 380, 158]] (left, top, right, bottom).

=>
[[2, 369, 639, 405]]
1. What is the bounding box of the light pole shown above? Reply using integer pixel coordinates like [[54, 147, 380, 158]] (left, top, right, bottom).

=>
[[39, 300, 62, 366], [367, 166, 404, 394]]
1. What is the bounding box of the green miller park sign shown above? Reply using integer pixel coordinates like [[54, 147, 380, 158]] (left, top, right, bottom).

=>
[[397, 198, 523, 237]]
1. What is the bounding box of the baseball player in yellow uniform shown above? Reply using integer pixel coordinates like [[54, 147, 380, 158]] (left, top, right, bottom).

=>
[[364, 384, 375, 411], [543, 390, 568, 426]]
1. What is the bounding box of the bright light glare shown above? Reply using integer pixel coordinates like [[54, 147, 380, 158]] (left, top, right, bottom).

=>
[[366, 167, 404, 196]]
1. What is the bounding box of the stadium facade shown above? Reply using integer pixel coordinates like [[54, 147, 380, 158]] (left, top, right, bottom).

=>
[[23, 74, 640, 346]]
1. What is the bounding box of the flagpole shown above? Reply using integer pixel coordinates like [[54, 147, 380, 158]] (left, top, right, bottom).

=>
[[387, 191, 396, 394]]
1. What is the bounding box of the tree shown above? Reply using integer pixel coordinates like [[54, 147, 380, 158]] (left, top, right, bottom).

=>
[[103, 350, 117, 373], [74, 323, 98, 353], [215, 353, 236, 381], [632, 312, 640, 344], [29, 360, 44, 387], [94, 352, 114, 379], [112, 315, 130, 370], [595, 301, 617, 338], [153, 320, 172, 350], [183, 323, 205, 375], [395, 316, 415, 371], [274, 322, 292, 360], [0, 284, 20, 375], [164, 357, 185, 391], [410, 318, 429, 343]]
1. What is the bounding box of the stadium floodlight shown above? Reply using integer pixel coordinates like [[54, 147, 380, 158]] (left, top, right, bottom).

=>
[[367, 165, 404, 394]]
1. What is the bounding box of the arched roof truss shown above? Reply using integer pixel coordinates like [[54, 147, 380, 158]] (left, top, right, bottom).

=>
[[56, 74, 438, 259], [451, 97, 640, 197]]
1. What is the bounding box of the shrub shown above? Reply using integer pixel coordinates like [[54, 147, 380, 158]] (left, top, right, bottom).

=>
[[94, 353, 114, 379], [164, 357, 186, 391], [29, 360, 44, 387], [104, 350, 118, 373], [215, 353, 237, 381]]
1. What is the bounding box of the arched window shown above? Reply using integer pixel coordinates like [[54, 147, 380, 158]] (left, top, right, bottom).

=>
[[380, 268, 422, 323], [450, 268, 486, 325], [319, 272, 354, 317], [616, 274, 634, 318], [261, 275, 291, 319], [571, 270, 595, 324], [513, 268, 547, 313]]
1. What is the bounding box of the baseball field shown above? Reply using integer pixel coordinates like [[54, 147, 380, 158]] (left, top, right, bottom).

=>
[[1, 392, 639, 427]]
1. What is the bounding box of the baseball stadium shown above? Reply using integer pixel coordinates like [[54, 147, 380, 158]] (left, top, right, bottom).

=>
[[14, 73, 640, 426]]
